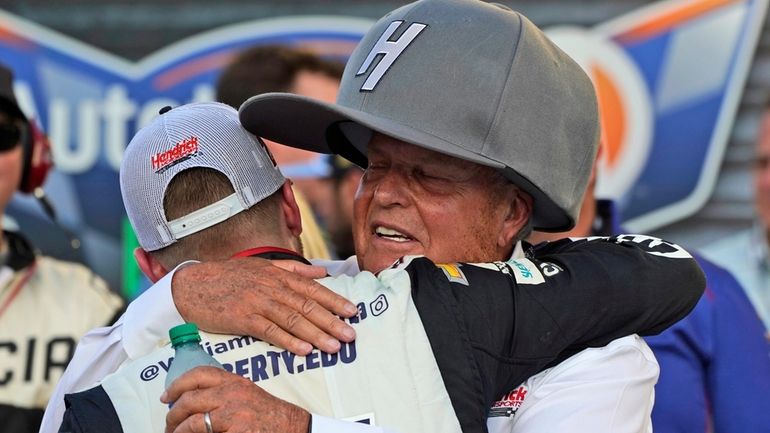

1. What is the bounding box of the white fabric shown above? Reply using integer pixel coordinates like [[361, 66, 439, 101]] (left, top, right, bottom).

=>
[[312, 414, 396, 433], [38, 261, 192, 433], [487, 335, 658, 433], [167, 193, 248, 240], [40, 246, 656, 433], [0, 255, 122, 412], [100, 261, 461, 433], [701, 225, 770, 331]]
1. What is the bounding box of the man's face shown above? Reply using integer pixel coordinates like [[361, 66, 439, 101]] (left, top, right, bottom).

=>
[[754, 112, 770, 229], [0, 112, 23, 212], [353, 134, 521, 272]]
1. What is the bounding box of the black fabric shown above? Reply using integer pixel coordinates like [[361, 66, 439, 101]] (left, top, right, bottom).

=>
[[3, 230, 36, 271], [59, 386, 122, 433], [408, 236, 705, 433], [0, 403, 44, 433], [251, 249, 311, 265]]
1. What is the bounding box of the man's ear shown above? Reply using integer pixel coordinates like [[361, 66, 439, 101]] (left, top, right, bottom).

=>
[[279, 180, 303, 237], [498, 190, 533, 249], [133, 248, 168, 283]]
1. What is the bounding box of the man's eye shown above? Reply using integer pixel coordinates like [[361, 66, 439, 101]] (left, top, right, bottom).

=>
[[417, 169, 446, 181]]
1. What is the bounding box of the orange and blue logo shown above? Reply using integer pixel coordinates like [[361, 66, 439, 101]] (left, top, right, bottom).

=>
[[548, 0, 768, 232]]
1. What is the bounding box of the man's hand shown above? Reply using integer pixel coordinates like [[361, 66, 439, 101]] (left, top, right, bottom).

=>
[[172, 257, 357, 355], [162, 367, 310, 433]]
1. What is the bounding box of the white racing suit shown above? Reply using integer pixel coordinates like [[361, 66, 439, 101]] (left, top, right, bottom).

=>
[[0, 231, 124, 433], [59, 235, 704, 433]]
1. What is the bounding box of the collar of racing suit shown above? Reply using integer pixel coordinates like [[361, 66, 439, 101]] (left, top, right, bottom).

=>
[[231, 246, 311, 265], [1, 230, 35, 271]]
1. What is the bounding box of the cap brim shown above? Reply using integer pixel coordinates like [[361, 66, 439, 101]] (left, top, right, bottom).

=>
[[240, 92, 573, 232], [240, 92, 508, 168]]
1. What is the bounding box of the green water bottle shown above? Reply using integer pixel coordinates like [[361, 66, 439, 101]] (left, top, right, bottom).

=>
[[165, 323, 224, 389]]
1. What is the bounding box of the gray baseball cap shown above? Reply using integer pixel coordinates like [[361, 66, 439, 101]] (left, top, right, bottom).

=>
[[239, 0, 599, 231], [121, 102, 285, 251]]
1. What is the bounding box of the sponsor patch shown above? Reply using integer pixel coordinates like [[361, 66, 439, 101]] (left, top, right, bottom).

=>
[[489, 385, 528, 418], [585, 234, 693, 259], [436, 263, 469, 286], [506, 259, 545, 285]]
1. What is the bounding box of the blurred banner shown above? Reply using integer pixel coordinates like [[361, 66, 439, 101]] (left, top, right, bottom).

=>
[[0, 0, 767, 297], [0, 12, 372, 297], [547, 0, 768, 232]]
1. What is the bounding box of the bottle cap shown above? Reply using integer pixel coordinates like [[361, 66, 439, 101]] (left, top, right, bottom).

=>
[[169, 323, 201, 347]]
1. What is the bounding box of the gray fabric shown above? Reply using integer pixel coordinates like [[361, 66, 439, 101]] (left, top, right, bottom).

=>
[[240, 0, 599, 231], [120, 102, 285, 251]]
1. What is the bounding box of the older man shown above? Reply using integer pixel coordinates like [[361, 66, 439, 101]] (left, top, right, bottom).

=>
[[42, 1, 703, 433]]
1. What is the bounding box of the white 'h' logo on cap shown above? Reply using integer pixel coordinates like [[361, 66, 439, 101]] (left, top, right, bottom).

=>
[[356, 21, 427, 91]]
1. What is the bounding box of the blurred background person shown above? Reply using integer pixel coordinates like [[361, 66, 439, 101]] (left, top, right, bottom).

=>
[[702, 97, 770, 337], [0, 63, 124, 433], [324, 155, 362, 259], [216, 44, 347, 259], [530, 148, 770, 433]]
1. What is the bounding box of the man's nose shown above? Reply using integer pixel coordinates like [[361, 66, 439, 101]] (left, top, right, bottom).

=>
[[372, 168, 410, 208]]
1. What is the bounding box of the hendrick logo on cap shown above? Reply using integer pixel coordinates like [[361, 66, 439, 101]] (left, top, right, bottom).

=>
[[356, 20, 426, 91], [151, 136, 199, 173]]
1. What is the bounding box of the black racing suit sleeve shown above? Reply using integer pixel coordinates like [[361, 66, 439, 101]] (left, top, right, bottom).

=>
[[406, 235, 705, 433], [58, 386, 123, 433]]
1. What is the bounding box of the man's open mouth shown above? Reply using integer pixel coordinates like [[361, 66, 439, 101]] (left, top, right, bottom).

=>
[[375, 226, 415, 243]]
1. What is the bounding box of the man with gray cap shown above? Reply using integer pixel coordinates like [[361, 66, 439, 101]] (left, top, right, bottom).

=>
[[43, 1, 697, 432], [168, 1, 670, 431]]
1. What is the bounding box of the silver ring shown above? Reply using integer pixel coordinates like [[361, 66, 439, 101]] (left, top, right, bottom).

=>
[[203, 411, 213, 433]]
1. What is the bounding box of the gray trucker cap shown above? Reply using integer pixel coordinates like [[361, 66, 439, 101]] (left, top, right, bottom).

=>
[[121, 102, 285, 251], [239, 0, 599, 231]]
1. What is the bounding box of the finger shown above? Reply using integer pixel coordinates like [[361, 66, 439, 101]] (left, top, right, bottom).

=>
[[282, 278, 357, 342], [278, 266, 358, 318], [162, 366, 230, 403], [166, 390, 207, 433], [271, 260, 328, 278], [169, 411, 208, 433], [244, 314, 315, 355], [246, 304, 342, 354]]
